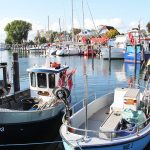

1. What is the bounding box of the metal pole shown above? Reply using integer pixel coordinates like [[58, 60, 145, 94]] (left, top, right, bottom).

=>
[[71, 0, 74, 43], [59, 18, 61, 33], [134, 45, 137, 81], [82, 0, 85, 30], [84, 74, 88, 138], [109, 45, 111, 62], [48, 16, 49, 31], [83, 59, 88, 138]]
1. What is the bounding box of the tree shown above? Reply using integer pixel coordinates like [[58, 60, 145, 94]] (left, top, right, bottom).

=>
[[4, 20, 32, 44], [28, 40, 34, 45], [71, 28, 81, 35], [39, 37, 47, 44], [146, 22, 150, 33], [105, 29, 120, 39]]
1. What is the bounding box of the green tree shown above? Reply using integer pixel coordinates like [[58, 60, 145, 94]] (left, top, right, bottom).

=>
[[105, 29, 120, 39], [4, 20, 32, 44], [39, 37, 47, 44], [146, 22, 150, 32], [28, 40, 34, 45]]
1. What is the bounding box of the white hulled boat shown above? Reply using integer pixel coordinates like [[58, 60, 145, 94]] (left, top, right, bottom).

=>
[[56, 44, 82, 56], [101, 35, 127, 59], [60, 83, 150, 150]]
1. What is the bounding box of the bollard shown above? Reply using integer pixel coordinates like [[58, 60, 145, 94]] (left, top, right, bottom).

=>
[[13, 52, 20, 92]]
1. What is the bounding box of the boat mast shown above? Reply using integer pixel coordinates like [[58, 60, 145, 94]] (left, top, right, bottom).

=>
[[59, 18, 61, 33], [71, 0, 74, 44], [48, 16, 49, 32], [82, 0, 85, 30]]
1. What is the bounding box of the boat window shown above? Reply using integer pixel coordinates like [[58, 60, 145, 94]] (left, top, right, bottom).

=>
[[0, 69, 3, 81], [48, 74, 55, 88], [37, 73, 47, 88], [30, 72, 36, 87]]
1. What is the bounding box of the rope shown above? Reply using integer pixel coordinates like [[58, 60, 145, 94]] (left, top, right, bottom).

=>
[[0, 140, 63, 147], [85, 0, 97, 31]]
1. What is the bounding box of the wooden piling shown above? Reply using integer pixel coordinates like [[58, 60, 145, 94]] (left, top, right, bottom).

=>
[[13, 52, 20, 92]]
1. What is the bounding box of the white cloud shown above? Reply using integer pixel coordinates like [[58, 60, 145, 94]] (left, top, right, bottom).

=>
[[0, 17, 145, 42]]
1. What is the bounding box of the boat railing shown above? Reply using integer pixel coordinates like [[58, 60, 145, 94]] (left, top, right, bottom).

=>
[[70, 93, 97, 115], [62, 115, 150, 141]]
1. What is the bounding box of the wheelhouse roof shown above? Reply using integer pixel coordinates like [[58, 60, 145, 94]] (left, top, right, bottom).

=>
[[27, 65, 69, 73]]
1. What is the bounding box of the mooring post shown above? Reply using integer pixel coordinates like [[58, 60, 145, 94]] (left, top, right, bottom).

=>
[[13, 52, 20, 92], [109, 45, 111, 62]]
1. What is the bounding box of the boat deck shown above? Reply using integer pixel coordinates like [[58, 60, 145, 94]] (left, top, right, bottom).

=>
[[79, 106, 110, 137]]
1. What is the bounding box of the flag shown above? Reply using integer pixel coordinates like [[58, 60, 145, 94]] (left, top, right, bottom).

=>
[[66, 69, 76, 91], [128, 32, 136, 45]]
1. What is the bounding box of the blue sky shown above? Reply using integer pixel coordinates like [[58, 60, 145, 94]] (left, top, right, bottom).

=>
[[0, 0, 149, 41]]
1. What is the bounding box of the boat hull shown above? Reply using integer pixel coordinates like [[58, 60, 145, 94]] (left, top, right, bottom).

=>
[[62, 132, 150, 150], [124, 52, 141, 63], [0, 111, 64, 145], [101, 47, 124, 59], [84, 50, 97, 56]]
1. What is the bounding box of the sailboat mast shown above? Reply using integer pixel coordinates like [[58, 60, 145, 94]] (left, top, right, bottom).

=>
[[82, 0, 85, 30], [59, 18, 61, 33], [71, 0, 74, 43], [48, 16, 49, 31]]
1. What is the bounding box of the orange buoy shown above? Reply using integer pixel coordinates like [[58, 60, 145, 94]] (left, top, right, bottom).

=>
[[50, 62, 60, 68]]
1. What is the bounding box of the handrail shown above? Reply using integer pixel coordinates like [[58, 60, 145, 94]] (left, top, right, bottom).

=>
[[62, 115, 150, 141]]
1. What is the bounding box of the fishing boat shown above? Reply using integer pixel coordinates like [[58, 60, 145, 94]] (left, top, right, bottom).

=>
[[124, 28, 150, 63], [0, 61, 75, 145], [60, 83, 150, 150], [124, 44, 141, 63], [101, 35, 127, 59], [84, 45, 97, 57]]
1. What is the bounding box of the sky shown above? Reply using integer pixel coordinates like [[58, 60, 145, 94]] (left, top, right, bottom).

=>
[[0, 0, 149, 42]]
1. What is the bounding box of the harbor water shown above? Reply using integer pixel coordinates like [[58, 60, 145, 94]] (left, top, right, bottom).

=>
[[0, 50, 149, 150]]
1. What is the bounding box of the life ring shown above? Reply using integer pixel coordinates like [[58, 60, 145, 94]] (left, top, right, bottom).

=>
[[50, 62, 60, 68]]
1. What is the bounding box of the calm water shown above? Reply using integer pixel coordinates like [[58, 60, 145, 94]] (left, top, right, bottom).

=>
[[0, 50, 149, 150]]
